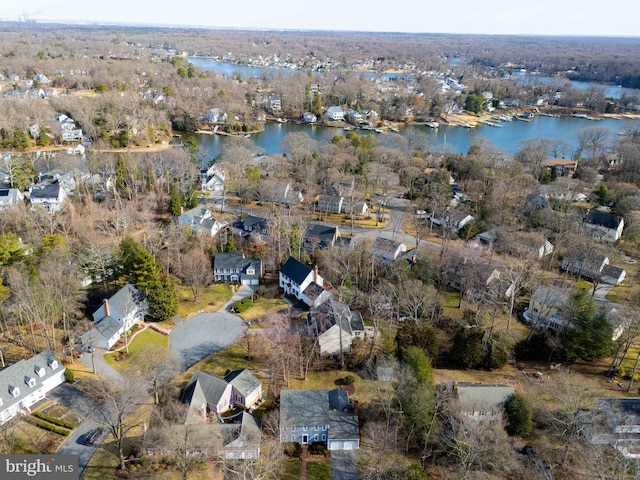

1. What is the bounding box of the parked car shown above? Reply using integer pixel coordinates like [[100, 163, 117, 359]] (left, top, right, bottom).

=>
[[84, 427, 103, 446]]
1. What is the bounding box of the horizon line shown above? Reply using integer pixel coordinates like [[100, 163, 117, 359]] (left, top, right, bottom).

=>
[[0, 19, 638, 39]]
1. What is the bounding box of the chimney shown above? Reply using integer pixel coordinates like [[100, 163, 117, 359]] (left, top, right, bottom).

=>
[[314, 265, 319, 284], [103, 298, 110, 317], [353, 396, 359, 417], [180, 205, 184, 215], [338, 292, 343, 303]]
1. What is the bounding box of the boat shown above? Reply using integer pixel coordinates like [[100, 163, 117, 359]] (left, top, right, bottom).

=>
[[276, 118, 288, 123], [374, 128, 384, 133], [426, 122, 439, 129]]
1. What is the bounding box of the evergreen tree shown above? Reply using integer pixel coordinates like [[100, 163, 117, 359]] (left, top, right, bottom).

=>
[[405, 346, 433, 385], [146, 275, 178, 321], [224, 235, 237, 253], [115, 155, 128, 194], [119, 237, 160, 293], [504, 393, 533, 437], [168, 187, 182, 216]]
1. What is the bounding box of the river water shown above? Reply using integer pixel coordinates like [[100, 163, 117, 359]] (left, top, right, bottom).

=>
[[194, 116, 639, 161], [188, 58, 639, 160]]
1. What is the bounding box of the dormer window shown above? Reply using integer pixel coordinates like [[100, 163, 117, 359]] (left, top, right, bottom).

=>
[[247, 268, 255, 275], [25, 377, 36, 388], [35, 366, 45, 377], [9, 386, 19, 398], [47, 358, 58, 370]]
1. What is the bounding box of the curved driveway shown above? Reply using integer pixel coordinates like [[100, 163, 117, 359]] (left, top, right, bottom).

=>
[[170, 312, 246, 368]]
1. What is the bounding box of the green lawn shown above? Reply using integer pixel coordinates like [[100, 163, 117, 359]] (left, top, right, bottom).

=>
[[238, 297, 288, 321], [103, 328, 169, 371], [282, 460, 332, 480], [288, 369, 383, 405], [176, 284, 233, 317], [196, 339, 258, 377]]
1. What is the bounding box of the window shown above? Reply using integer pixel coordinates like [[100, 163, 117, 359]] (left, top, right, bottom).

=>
[[26, 377, 36, 388], [314, 434, 318, 441], [314, 425, 319, 431], [291, 426, 295, 431], [322, 434, 326, 441], [322, 425, 327, 431], [48, 359, 58, 369], [9, 386, 19, 398], [35, 367, 45, 377], [303, 426, 307, 431], [291, 435, 295, 441], [480, 410, 486, 416]]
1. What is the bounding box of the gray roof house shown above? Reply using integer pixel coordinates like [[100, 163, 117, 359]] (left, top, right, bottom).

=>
[[214, 411, 262, 459], [327, 106, 344, 121], [200, 165, 225, 192], [182, 369, 262, 421], [178, 207, 227, 237], [0, 350, 65, 425], [0, 189, 24, 209], [581, 398, 640, 458], [81, 284, 147, 350], [279, 257, 323, 306], [214, 253, 262, 286], [316, 195, 344, 214], [308, 296, 368, 356], [583, 210, 624, 242], [372, 237, 406, 263], [280, 389, 359, 450], [455, 382, 514, 420], [28, 184, 67, 212], [561, 252, 610, 280], [428, 208, 474, 233], [304, 223, 341, 251]]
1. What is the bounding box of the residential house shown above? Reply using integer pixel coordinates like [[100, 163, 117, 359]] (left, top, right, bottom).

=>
[[0, 350, 65, 425], [316, 195, 344, 214], [583, 210, 624, 242], [476, 229, 554, 260], [0, 189, 24, 209], [455, 382, 514, 421], [327, 106, 344, 121], [581, 398, 640, 459], [440, 256, 503, 303], [214, 412, 262, 459], [428, 209, 474, 233], [224, 369, 263, 410], [346, 109, 364, 126], [81, 284, 148, 350], [602, 265, 627, 285], [178, 207, 227, 237], [279, 256, 323, 306], [213, 253, 262, 286], [279, 389, 359, 450], [268, 95, 282, 111], [29, 124, 40, 139], [542, 158, 578, 178], [206, 108, 227, 123], [33, 74, 50, 84], [28, 184, 67, 212], [181, 369, 262, 421], [523, 286, 572, 331], [304, 223, 341, 251], [236, 215, 270, 236], [61, 129, 83, 142], [302, 112, 317, 124], [371, 237, 406, 263], [561, 252, 610, 281], [200, 164, 225, 191], [308, 295, 368, 356], [261, 180, 303, 205]]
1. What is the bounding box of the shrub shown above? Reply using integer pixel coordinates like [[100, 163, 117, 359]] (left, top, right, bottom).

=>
[[33, 412, 75, 429], [343, 375, 355, 385], [232, 298, 253, 313], [505, 393, 533, 437], [24, 417, 70, 436], [64, 368, 74, 383], [283, 442, 301, 458]]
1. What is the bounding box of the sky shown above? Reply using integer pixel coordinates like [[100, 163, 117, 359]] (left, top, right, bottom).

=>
[[0, 0, 638, 37]]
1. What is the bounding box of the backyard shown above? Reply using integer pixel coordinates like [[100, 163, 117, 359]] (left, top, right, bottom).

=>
[[103, 328, 169, 371]]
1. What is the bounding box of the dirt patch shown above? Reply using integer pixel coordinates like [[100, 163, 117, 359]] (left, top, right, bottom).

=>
[[115, 352, 132, 362]]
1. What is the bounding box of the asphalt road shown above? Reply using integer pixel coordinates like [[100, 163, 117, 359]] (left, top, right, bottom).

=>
[[170, 311, 246, 368], [49, 384, 109, 476]]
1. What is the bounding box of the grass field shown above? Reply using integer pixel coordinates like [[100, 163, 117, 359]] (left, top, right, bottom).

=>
[[237, 297, 288, 321], [176, 284, 233, 317], [103, 328, 169, 371], [282, 460, 332, 480]]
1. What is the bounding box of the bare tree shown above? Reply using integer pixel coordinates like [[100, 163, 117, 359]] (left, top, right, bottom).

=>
[[175, 246, 213, 302]]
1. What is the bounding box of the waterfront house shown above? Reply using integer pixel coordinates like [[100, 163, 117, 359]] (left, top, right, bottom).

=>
[[327, 106, 344, 121], [206, 108, 227, 123], [200, 164, 225, 191], [28, 184, 67, 212], [0, 189, 24, 209]]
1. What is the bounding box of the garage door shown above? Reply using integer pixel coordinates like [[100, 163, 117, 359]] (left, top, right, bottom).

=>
[[329, 441, 342, 450], [343, 441, 356, 450]]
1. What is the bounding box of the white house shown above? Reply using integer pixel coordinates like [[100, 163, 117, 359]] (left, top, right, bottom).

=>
[[0, 350, 65, 425], [28, 184, 67, 212], [279, 256, 323, 305], [372, 237, 406, 263], [583, 210, 624, 242], [308, 295, 369, 356], [81, 284, 148, 350], [327, 106, 344, 121], [178, 207, 227, 237], [200, 165, 225, 191], [206, 108, 227, 123], [0, 189, 24, 209]]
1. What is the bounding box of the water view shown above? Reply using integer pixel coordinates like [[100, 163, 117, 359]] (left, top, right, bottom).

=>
[[194, 116, 639, 161]]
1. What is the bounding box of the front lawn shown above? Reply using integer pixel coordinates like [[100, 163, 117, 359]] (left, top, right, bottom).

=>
[[282, 460, 332, 480], [237, 297, 288, 321], [176, 284, 233, 317], [103, 328, 169, 371]]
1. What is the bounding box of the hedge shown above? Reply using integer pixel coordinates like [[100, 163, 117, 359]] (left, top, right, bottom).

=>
[[232, 298, 253, 313], [24, 417, 70, 436], [33, 411, 75, 429]]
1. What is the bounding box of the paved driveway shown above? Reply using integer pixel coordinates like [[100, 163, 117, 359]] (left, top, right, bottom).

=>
[[170, 312, 246, 368], [49, 384, 108, 476], [331, 450, 358, 480]]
